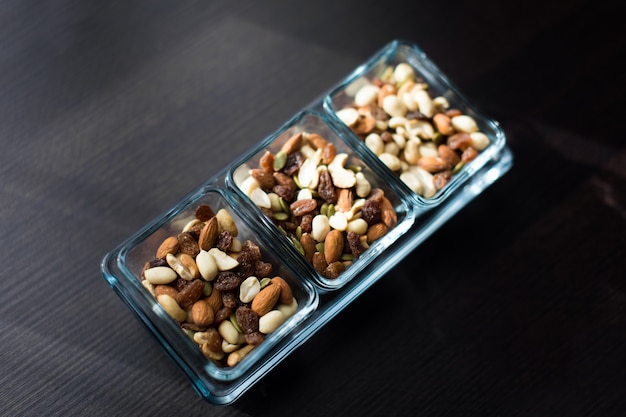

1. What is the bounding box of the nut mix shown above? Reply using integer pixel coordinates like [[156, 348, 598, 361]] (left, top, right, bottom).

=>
[[141, 204, 299, 367], [334, 62, 491, 198], [237, 131, 398, 279]]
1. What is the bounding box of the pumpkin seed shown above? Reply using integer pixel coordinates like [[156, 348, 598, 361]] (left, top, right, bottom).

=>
[[273, 151, 287, 171]]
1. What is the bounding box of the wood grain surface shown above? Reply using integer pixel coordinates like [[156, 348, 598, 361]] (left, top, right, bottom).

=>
[[1, 0, 625, 415]]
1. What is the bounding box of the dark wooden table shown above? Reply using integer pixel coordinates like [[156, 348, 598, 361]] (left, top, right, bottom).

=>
[[2, 1, 625, 415]]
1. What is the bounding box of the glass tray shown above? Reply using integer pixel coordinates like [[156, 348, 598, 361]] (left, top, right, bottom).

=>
[[101, 39, 513, 405]]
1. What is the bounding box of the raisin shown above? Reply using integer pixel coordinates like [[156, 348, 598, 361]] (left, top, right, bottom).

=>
[[324, 261, 346, 279], [176, 279, 204, 309], [406, 110, 427, 120], [317, 170, 337, 204], [195, 204, 215, 222], [241, 240, 261, 260], [300, 213, 313, 233], [254, 260, 273, 278], [188, 222, 203, 240], [433, 171, 453, 190], [361, 199, 382, 225], [347, 231, 365, 258], [235, 306, 259, 334], [290, 199, 317, 216], [250, 169, 276, 190], [380, 131, 393, 143], [216, 230, 233, 252], [235, 251, 256, 278], [447, 132, 472, 151], [214, 272, 242, 292], [177, 232, 200, 257], [221, 291, 238, 309], [461, 146, 478, 163], [273, 184, 296, 202], [245, 331, 265, 346], [214, 307, 232, 325], [204, 327, 222, 352], [148, 258, 167, 268], [282, 151, 305, 176]]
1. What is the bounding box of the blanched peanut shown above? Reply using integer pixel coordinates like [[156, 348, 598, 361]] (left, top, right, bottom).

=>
[[144, 266, 178, 285], [470, 132, 490, 151], [393, 63, 415, 84], [218, 320, 241, 345], [382, 95, 407, 117], [196, 250, 218, 281], [239, 276, 261, 303], [157, 294, 187, 321], [451, 115, 479, 133], [365, 133, 384, 155], [400, 172, 424, 195], [277, 298, 298, 318], [378, 153, 402, 171], [346, 218, 368, 235], [354, 84, 381, 107], [259, 310, 286, 334]]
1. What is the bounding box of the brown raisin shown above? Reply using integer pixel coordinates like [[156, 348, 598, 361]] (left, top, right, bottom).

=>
[[347, 231, 365, 258], [216, 230, 233, 252], [290, 199, 317, 216], [236, 251, 256, 278], [317, 170, 337, 204], [214, 272, 242, 292], [433, 171, 453, 190], [254, 260, 273, 278], [282, 151, 305, 176], [250, 169, 276, 190], [461, 146, 478, 163], [241, 240, 262, 260], [214, 307, 232, 325], [273, 184, 296, 202], [245, 331, 265, 346], [221, 291, 238, 309], [361, 199, 382, 225], [177, 232, 200, 257], [175, 279, 204, 309], [205, 327, 223, 352], [236, 306, 259, 334], [312, 252, 328, 275], [380, 131, 393, 143], [300, 213, 313, 233], [447, 132, 472, 151], [195, 204, 215, 222], [148, 258, 167, 268], [324, 261, 346, 279]]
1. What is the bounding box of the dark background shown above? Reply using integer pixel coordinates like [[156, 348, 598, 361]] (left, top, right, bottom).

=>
[[1, 1, 625, 416]]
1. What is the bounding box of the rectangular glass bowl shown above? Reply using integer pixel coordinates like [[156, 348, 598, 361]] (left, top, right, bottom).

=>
[[323, 39, 507, 206], [101, 39, 512, 405], [101, 186, 318, 384], [227, 110, 415, 291]]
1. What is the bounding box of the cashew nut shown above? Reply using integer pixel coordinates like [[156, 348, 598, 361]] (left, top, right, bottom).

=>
[[327, 153, 356, 188]]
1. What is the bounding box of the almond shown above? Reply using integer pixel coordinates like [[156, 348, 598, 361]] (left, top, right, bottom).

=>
[[379, 197, 397, 228], [206, 288, 223, 314], [156, 236, 179, 259], [281, 132, 303, 155], [191, 299, 214, 327], [198, 217, 219, 250], [433, 113, 455, 136], [366, 222, 389, 243], [300, 233, 316, 262], [438, 144, 461, 167], [306, 133, 328, 149], [251, 284, 281, 316], [417, 156, 451, 173], [270, 276, 293, 305], [324, 230, 344, 264]]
